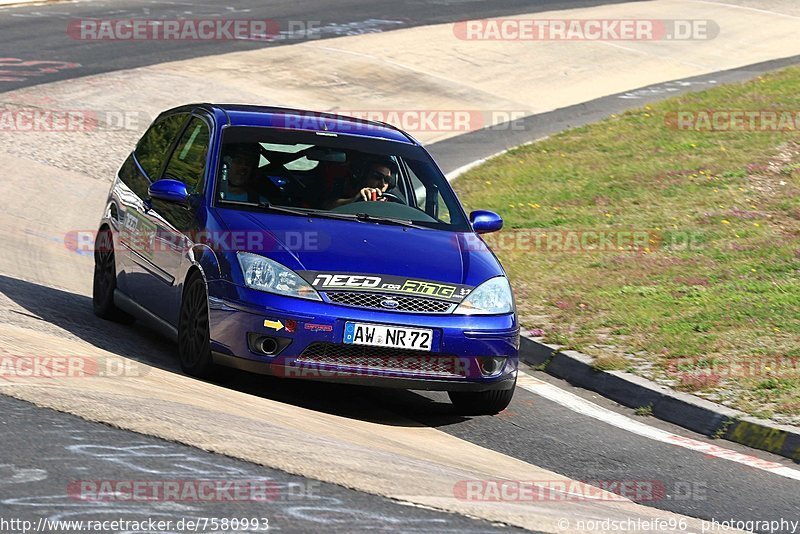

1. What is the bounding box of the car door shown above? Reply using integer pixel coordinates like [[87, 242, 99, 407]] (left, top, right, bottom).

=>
[[141, 114, 212, 324], [120, 112, 190, 316]]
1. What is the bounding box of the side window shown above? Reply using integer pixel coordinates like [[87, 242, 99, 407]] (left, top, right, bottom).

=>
[[163, 117, 210, 193], [406, 160, 451, 223], [134, 113, 189, 179], [438, 192, 452, 223], [117, 154, 150, 200], [407, 165, 426, 207]]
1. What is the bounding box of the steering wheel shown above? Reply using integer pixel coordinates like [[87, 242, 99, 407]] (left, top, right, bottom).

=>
[[352, 191, 405, 204], [378, 192, 405, 204]]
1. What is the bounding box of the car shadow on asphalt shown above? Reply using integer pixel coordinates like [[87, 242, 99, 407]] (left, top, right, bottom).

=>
[[0, 274, 471, 428]]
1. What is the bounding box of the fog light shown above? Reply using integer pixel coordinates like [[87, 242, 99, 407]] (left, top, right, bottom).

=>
[[477, 356, 507, 377]]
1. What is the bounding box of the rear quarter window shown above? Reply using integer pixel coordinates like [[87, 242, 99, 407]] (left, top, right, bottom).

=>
[[116, 154, 150, 200], [134, 113, 189, 179], [163, 117, 210, 193]]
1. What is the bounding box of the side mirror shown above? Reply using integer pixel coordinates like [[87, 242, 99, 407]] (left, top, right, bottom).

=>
[[470, 210, 503, 234], [148, 179, 189, 204]]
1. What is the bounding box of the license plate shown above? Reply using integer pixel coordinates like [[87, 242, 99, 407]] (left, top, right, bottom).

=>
[[344, 322, 432, 351]]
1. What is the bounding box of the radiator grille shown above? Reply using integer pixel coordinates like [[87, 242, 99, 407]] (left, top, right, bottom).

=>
[[324, 291, 455, 314]]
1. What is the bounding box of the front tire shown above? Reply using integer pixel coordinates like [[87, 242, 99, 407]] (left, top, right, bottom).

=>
[[92, 228, 133, 323], [449, 380, 516, 415], [178, 272, 216, 378]]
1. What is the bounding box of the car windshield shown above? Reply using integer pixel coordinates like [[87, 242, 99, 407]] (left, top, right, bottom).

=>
[[215, 126, 471, 231]]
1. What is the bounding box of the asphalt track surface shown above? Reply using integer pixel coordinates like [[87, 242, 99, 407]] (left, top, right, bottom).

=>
[[0, 0, 632, 91], [0, 393, 529, 533], [1, 0, 799, 532]]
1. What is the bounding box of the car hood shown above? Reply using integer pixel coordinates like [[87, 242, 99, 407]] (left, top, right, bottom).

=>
[[215, 208, 503, 287]]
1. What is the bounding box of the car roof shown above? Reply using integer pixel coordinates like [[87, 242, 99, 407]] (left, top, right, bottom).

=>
[[168, 103, 417, 145]]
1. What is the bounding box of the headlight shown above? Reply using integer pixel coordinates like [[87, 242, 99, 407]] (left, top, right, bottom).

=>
[[237, 253, 321, 301], [454, 276, 514, 315]]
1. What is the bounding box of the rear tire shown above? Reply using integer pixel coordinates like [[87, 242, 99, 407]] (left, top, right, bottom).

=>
[[178, 272, 216, 378], [449, 379, 516, 415], [92, 228, 134, 323]]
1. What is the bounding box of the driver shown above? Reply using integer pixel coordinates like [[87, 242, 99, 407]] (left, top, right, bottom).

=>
[[220, 143, 262, 202], [326, 157, 399, 208]]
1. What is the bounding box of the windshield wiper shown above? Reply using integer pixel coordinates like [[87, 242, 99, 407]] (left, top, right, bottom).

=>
[[354, 212, 416, 228], [256, 202, 315, 217], [226, 199, 416, 227], [256, 203, 365, 222], [222, 199, 325, 218]]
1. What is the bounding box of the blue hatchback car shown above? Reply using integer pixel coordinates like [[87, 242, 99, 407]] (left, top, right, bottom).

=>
[[93, 103, 519, 414]]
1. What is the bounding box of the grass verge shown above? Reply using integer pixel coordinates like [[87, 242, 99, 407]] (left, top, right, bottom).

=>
[[454, 67, 800, 423]]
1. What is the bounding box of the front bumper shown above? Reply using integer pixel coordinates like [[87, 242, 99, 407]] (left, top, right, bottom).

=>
[[207, 281, 519, 392]]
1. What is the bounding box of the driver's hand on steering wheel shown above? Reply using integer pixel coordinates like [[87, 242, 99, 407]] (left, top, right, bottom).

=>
[[356, 187, 386, 202]]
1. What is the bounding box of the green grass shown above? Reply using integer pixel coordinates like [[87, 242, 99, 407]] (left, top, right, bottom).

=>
[[454, 67, 800, 422]]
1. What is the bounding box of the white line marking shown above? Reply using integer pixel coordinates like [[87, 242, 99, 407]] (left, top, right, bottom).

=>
[[516, 372, 800, 481], [445, 154, 494, 181], [445, 140, 542, 181]]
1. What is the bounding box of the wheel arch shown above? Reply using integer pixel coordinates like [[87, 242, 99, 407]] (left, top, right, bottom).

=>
[[182, 264, 207, 297]]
